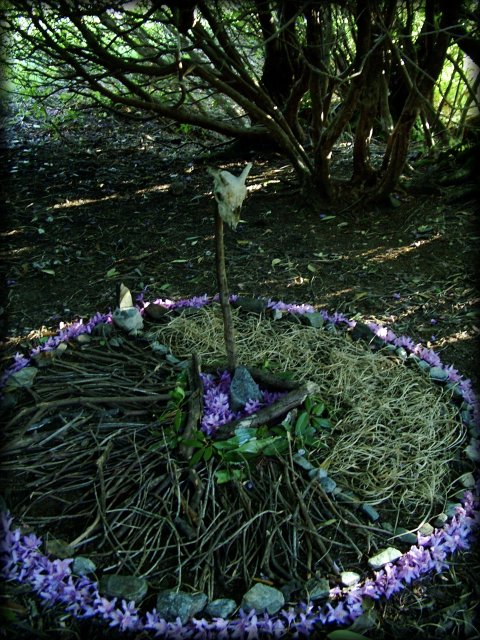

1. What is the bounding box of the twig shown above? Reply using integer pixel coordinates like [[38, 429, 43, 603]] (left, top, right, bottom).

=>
[[214, 208, 237, 369], [214, 381, 319, 440], [179, 352, 203, 460]]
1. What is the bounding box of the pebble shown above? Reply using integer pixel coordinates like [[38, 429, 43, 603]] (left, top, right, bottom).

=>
[[156, 590, 208, 624], [92, 322, 113, 338], [144, 303, 170, 321], [418, 522, 434, 536], [293, 452, 314, 471], [229, 365, 262, 411], [232, 297, 268, 314], [361, 503, 380, 522], [99, 574, 148, 603], [394, 528, 417, 545], [241, 583, 285, 615], [204, 598, 237, 618], [72, 556, 97, 575], [340, 571, 361, 587], [301, 312, 325, 328], [368, 547, 402, 569], [429, 366, 449, 382], [112, 306, 143, 335], [303, 577, 330, 600], [5, 367, 38, 389], [319, 476, 337, 493], [45, 538, 74, 559], [395, 347, 408, 360]]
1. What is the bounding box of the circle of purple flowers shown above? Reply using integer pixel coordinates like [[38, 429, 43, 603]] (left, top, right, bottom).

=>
[[1, 293, 479, 637]]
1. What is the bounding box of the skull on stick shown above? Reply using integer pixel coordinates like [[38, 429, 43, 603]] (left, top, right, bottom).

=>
[[207, 163, 253, 229]]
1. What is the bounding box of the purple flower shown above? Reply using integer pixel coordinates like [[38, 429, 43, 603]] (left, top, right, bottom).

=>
[[108, 600, 141, 632]]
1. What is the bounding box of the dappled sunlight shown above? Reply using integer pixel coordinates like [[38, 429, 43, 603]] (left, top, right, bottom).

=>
[[51, 182, 171, 209]]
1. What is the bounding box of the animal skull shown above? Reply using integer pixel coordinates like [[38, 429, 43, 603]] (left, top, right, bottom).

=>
[[207, 162, 253, 229]]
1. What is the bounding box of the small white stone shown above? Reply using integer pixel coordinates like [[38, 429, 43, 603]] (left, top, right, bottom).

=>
[[340, 571, 361, 586], [368, 547, 402, 570], [112, 307, 143, 335]]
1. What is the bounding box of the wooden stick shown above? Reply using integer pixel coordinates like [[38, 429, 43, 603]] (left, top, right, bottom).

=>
[[214, 208, 237, 369], [214, 380, 319, 440]]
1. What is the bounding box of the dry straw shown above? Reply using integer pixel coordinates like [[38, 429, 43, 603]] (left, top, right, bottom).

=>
[[155, 305, 465, 521]]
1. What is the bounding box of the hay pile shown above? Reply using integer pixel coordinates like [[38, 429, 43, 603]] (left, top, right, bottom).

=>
[[154, 306, 465, 518]]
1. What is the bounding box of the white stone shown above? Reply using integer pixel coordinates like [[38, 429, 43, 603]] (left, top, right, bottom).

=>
[[340, 571, 361, 586], [112, 307, 143, 335], [368, 547, 402, 569]]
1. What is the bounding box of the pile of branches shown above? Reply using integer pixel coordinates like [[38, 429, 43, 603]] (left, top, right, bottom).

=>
[[0, 309, 468, 601]]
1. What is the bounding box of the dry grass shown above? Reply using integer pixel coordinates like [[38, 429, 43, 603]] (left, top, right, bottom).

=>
[[154, 305, 465, 521]]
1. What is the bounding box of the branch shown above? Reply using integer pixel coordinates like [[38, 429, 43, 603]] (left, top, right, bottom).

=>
[[214, 381, 319, 440]]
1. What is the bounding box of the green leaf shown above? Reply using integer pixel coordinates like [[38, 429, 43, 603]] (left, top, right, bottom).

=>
[[295, 411, 311, 436], [41, 268, 55, 276], [173, 410, 184, 431], [312, 417, 333, 430], [169, 386, 186, 403], [180, 439, 205, 448], [327, 630, 370, 640], [190, 448, 205, 466], [203, 446, 213, 461], [262, 436, 288, 455], [271, 258, 282, 267], [213, 439, 239, 451], [320, 215, 336, 221], [311, 402, 326, 416], [214, 468, 244, 484], [234, 426, 257, 445]]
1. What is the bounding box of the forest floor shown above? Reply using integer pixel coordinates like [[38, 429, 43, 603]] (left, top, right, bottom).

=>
[[0, 110, 479, 639]]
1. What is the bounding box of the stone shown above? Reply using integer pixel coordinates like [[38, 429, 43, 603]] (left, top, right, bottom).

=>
[[293, 452, 314, 471], [45, 538, 74, 559], [301, 312, 325, 328], [76, 333, 91, 347], [205, 598, 237, 618], [303, 577, 330, 601], [433, 513, 449, 528], [459, 472, 475, 488], [368, 547, 402, 569], [418, 522, 434, 537], [145, 303, 170, 322], [229, 365, 263, 411], [429, 366, 449, 382], [5, 367, 38, 389], [308, 466, 328, 479], [319, 475, 337, 493], [340, 571, 361, 587], [394, 528, 417, 545], [112, 306, 143, 335], [241, 583, 285, 615], [416, 359, 431, 373], [232, 297, 268, 314], [92, 322, 113, 338], [395, 347, 408, 360], [149, 341, 170, 356], [99, 575, 148, 603], [155, 590, 208, 624], [72, 556, 97, 575], [350, 322, 374, 342], [361, 503, 380, 522]]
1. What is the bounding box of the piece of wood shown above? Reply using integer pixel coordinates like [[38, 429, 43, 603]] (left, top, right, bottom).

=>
[[214, 380, 319, 440], [179, 352, 203, 460], [214, 208, 237, 369]]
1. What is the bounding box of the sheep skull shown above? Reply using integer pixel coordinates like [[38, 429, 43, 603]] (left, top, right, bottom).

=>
[[207, 162, 253, 229]]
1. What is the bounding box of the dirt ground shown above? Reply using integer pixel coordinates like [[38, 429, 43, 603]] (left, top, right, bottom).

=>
[[0, 111, 479, 638]]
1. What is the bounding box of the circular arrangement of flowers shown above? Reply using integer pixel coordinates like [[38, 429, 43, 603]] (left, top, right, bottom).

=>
[[1, 293, 478, 637]]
